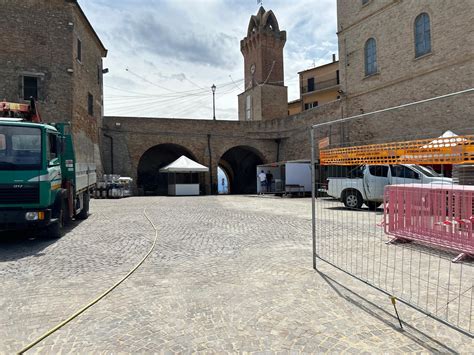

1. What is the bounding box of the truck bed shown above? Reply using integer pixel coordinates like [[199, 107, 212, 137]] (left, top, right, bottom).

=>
[[76, 163, 97, 193]]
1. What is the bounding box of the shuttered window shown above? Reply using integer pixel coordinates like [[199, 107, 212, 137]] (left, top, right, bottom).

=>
[[415, 13, 431, 58]]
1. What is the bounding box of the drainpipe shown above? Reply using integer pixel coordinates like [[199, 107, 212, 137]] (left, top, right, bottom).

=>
[[103, 133, 114, 174], [275, 138, 281, 162], [207, 134, 213, 195]]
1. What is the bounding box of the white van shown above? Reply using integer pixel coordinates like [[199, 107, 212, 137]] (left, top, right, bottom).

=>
[[327, 164, 452, 209]]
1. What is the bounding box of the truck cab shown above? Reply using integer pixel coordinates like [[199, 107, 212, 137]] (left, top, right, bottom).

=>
[[0, 117, 94, 237]]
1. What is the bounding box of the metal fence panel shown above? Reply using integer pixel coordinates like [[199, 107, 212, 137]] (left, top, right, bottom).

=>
[[311, 89, 474, 337]]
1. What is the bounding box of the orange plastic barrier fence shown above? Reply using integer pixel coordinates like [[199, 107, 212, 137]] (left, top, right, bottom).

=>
[[320, 135, 474, 165]]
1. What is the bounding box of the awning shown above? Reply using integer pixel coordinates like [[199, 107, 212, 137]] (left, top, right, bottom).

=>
[[159, 155, 209, 173]]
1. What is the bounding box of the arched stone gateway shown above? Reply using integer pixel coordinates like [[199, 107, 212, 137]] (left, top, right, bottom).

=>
[[218, 146, 265, 194], [137, 143, 200, 195]]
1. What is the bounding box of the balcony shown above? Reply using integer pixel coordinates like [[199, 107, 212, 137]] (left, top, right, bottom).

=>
[[301, 77, 339, 94]]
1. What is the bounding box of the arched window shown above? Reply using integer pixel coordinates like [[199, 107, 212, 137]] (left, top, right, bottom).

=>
[[365, 38, 377, 76], [415, 13, 431, 57]]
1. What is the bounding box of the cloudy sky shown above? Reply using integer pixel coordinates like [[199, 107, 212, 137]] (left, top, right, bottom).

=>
[[80, 0, 338, 120]]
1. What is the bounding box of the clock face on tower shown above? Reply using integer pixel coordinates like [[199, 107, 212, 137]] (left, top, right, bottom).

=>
[[250, 63, 256, 75]]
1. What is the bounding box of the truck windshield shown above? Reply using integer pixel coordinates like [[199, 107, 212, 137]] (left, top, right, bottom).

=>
[[0, 126, 42, 170]]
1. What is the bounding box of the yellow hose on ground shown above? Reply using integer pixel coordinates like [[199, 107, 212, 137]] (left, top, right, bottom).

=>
[[17, 208, 158, 354]]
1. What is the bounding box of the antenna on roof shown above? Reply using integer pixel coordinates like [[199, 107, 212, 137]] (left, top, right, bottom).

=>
[[257, 0, 263, 7]]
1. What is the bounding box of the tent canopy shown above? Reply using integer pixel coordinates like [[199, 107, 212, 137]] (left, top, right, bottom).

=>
[[159, 155, 209, 173], [422, 130, 464, 149]]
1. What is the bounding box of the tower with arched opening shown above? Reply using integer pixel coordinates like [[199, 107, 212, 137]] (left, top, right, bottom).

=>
[[238, 6, 288, 122]]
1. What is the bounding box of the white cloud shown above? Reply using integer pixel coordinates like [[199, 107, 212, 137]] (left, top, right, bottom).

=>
[[79, 0, 337, 119]]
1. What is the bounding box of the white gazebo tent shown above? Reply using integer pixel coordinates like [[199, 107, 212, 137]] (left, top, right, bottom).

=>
[[159, 155, 209, 196], [421, 130, 463, 176], [421, 130, 463, 148]]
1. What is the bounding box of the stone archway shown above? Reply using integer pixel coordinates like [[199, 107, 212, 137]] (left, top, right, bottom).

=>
[[137, 143, 198, 195], [218, 145, 265, 194]]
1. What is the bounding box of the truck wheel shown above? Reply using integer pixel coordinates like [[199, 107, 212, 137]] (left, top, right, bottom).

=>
[[46, 197, 67, 239], [76, 192, 90, 220], [366, 201, 382, 210], [343, 190, 363, 209]]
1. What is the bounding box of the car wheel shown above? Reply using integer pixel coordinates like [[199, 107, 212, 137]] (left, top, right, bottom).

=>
[[343, 190, 363, 209]]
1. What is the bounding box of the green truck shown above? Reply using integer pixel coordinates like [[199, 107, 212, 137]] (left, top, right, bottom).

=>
[[0, 101, 96, 238]]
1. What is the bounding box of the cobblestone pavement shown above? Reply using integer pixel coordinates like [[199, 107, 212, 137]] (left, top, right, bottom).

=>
[[0, 196, 472, 353]]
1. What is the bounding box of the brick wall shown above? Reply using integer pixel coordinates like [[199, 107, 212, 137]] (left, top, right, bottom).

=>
[[0, 0, 74, 122], [238, 84, 288, 121], [338, 0, 474, 114], [0, 0, 106, 170], [102, 116, 279, 193], [70, 5, 106, 169]]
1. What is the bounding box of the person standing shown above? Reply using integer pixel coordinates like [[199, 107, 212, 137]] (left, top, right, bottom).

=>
[[266, 170, 273, 193], [258, 170, 267, 194]]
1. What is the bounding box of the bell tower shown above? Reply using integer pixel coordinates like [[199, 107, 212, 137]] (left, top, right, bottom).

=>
[[238, 7, 288, 121]]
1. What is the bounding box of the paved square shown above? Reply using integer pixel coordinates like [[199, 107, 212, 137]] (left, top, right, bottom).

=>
[[0, 196, 472, 353]]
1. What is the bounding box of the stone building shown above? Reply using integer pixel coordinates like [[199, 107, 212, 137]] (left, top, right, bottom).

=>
[[102, 1, 472, 195], [237, 7, 288, 122], [0, 0, 107, 168], [4, 2, 469, 195], [338, 0, 473, 114]]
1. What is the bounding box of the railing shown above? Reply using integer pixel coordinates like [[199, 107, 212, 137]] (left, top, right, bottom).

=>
[[384, 184, 474, 262], [301, 78, 339, 94]]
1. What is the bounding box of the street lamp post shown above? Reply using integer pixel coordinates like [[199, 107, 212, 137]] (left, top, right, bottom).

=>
[[211, 84, 216, 120]]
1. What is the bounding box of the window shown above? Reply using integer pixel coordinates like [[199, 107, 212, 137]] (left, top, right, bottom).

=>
[[77, 38, 82, 62], [23, 76, 38, 100], [336, 70, 340, 84], [364, 38, 377, 76], [97, 65, 101, 85], [307, 77, 315, 92], [88, 93, 94, 116], [348, 166, 364, 178], [246, 95, 252, 120], [304, 102, 318, 110], [0, 134, 5, 152], [47, 133, 58, 161], [415, 13, 431, 57], [0, 127, 41, 170], [369, 165, 389, 177], [390, 165, 420, 179]]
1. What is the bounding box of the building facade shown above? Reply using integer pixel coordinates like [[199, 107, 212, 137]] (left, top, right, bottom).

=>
[[0, 0, 107, 168], [290, 56, 340, 115], [337, 0, 473, 117]]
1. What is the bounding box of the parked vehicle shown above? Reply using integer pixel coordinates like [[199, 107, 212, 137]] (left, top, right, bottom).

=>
[[0, 101, 96, 237], [327, 164, 452, 209], [256, 160, 311, 196]]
